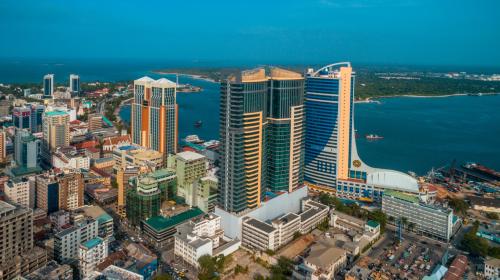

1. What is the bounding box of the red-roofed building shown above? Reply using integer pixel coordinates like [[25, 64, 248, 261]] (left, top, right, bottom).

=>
[[102, 135, 132, 152], [443, 255, 468, 280], [75, 140, 98, 150]]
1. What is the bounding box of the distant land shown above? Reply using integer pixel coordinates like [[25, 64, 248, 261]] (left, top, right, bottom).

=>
[[152, 67, 500, 100]]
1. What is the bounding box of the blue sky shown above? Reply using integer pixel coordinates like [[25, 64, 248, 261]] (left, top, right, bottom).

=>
[[1, 0, 499, 67]]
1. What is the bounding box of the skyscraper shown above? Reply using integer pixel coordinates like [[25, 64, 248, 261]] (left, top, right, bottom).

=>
[[44, 74, 54, 98], [218, 67, 305, 213], [131, 77, 178, 161], [69, 74, 80, 94], [304, 62, 419, 201], [12, 106, 32, 130]]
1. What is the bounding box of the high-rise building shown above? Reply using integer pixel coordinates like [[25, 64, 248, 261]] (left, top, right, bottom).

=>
[[116, 166, 140, 217], [14, 129, 41, 170], [0, 129, 5, 163], [218, 67, 305, 213], [30, 104, 45, 133], [12, 106, 32, 130], [4, 178, 31, 208], [42, 110, 70, 161], [36, 173, 59, 214], [69, 74, 80, 94], [54, 218, 98, 264], [131, 77, 178, 160], [168, 151, 207, 206], [126, 175, 162, 226], [0, 201, 47, 280], [58, 171, 84, 211], [79, 237, 108, 279], [87, 113, 103, 131], [44, 74, 54, 98], [304, 62, 419, 201]]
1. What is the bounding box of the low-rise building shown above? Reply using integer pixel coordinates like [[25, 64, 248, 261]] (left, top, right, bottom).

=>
[[300, 199, 329, 234], [382, 190, 453, 241], [79, 237, 108, 279], [242, 217, 279, 251], [174, 214, 228, 268], [74, 205, 114, 240], [112, 145, 163, 170], [97, 265, 144, 280], [143, 207, 205, 249], [52, 147, 90, 170], [24, 260, 73, 280], [293, 239, 347, 280]]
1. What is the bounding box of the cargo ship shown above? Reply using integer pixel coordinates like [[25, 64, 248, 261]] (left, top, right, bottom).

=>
[[365, 134, 384, 140], [463, 162, 500, 181]]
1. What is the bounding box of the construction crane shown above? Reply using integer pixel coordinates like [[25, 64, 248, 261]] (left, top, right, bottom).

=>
[[449, 159, 456, 184]]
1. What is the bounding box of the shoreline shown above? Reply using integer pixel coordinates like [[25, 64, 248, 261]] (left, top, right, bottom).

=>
[[356, 92, 499, 103], [151, 71, 218, 83]]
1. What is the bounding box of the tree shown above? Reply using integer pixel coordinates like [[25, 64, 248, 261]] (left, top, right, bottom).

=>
[[401, 217, 408, 229], [269, 257, 294, 280], [154, 274, 173, 280], [448, 197, 469, 216], [198, 255, 218, 280], [486, 212, 498, 220], [368, 209, 387, 233], [408, 222, 416, 232]]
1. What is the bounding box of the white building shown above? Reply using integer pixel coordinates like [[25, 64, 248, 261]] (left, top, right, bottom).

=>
[[240, 197, 330, 252], [4, 178, 31, 208], [382, 190, 453, 241], [52, 147, 90, 170], [54, 218, 98, 263], [174, 214, 235, 268], [79, 237, 108, 279], [484, 257, 500, 280]]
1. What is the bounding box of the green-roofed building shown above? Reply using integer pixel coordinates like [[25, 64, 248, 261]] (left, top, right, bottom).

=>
[[142, 207, 204, 249], [382, 190, 454, 241]]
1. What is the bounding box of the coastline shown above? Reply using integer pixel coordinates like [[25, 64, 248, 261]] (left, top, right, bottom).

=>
[[151, 71, 218, 83], [356, 92, 499, 103]]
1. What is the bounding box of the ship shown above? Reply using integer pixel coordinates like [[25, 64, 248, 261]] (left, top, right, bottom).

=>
[[463, 162, 500, 181], [365, 134, 384, 140], [194, 120, 202, 128]]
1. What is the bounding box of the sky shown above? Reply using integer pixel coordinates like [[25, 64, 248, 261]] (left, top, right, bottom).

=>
[[1, 0, 499, 67]]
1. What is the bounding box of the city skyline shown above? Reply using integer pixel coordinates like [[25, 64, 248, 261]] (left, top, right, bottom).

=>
[[1, 0, 499, 67]]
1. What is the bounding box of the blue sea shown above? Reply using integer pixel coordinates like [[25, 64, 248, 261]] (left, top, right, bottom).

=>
[[1, 59, 499, 175]]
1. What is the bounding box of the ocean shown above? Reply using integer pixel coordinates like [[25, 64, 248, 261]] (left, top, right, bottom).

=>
[[1, 59, 499, 175]]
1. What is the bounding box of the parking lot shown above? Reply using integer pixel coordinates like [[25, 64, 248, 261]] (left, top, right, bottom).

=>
[[356, 230, 447, 279]]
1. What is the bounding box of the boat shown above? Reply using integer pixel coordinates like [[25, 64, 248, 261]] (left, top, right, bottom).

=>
[[194, 120, 202, 128], [463, 162, 500, 181], [365, 134, 384, 140], [184, 135, 204, 144]]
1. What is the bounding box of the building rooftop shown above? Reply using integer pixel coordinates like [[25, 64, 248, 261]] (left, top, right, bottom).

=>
[[306, 239, 347, 269], [366, 220, 380, 228], [144, 207, 204, 232], [100, 265, 144, 280], [82, 237, 103, 250], [0, 200, 16, 215], [244, 218, 276, 234], [469, 196, 500, 208], [44, 110, 68, 117], [485, 257, 500, 267], [383, 189, 420, 204], [176, 151, 206, 162]]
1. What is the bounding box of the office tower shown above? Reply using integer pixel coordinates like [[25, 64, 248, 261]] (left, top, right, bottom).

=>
[[266, 68, 305, 192], [0, 129, 5, 163], [44, 74, 54, 98], [69, 74, 80, 94], [12, 106, 32, 130], [87, 113, 103, 131], [30, 104, 45, 133], [218, 67, 305, 213], [36, 173, 59, 214], [58, 172, 84, 211], [0, 200, 32, 265], [126, 175, 162, 226], [131, 77, 178, 160], [14, 129, 41, 169], [4, 178, 31, 208], [42, 110, 70, 160], [304, 63, 418, 200]]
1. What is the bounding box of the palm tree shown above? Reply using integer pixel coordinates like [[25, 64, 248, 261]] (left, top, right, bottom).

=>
[[401, 217, 408, 229], [408, 222, 415, 232]]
